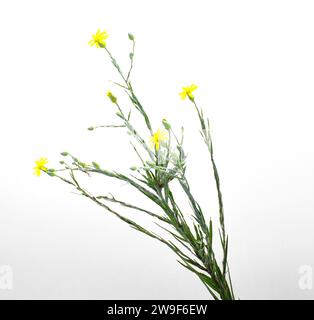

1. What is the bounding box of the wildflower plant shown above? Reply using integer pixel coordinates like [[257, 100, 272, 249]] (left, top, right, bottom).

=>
[[36, 28, 235, 300]]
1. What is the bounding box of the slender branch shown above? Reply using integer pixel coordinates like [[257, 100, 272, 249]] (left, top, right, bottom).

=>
[[191, 99, 227, 258], [96, 194, 169, 223], [88, 124, 125, 131], [126, 39, 135, 82]]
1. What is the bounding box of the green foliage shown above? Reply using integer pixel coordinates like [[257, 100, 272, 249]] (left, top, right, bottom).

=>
[[47, 33, 235, 300]]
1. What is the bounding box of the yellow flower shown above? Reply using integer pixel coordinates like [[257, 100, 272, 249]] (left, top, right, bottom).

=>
[[106, 91, 117, 103], [33, 157, 48, 176], [179, 84, 198, 100], [150, 129, 168, 151], [88, 29, 109, 48]]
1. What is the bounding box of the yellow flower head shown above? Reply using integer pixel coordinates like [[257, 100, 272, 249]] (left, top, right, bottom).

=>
[[34, 157, 48, 176], [179, 84, 198, 100], [106, 90, 117, 103], [88, 29, 109, 48], [150, 129, 168, 151]]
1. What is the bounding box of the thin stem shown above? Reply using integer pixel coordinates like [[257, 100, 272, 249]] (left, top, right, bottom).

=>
[[89, 124, 125, 130], [103, 45, 154, 135], [96, 194, 169, 223], [191, 98, 227, 263], [126, 39, 135, 82]]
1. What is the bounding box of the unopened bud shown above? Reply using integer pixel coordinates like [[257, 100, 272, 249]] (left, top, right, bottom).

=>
[[61, 152, 69, 157], [162, 118, 171, 130], [92, 161, 100, 169], [79, 162, 87, 168], [106, 91, 117, 103], [128, 33, 135, 41]]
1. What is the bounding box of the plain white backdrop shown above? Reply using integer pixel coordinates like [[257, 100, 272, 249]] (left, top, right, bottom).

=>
[[0, 0, 314, 299]]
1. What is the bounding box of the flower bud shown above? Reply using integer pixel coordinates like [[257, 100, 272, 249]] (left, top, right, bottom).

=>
[[107, 91, 117, 103], [162, 118, 171, 130], [128, 33, 135, 41], [79, 162, 87, 168], [130, 166, 137, 171], [61, 152, 69, 156], [88, 127, 94, 131], [92, 161, 100, 169]]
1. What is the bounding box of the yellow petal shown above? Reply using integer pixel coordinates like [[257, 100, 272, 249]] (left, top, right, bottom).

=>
[[179, 91, 187, 99]]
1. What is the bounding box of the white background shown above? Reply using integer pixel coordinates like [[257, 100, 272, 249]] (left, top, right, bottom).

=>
[[0, 0, 314, 299]]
